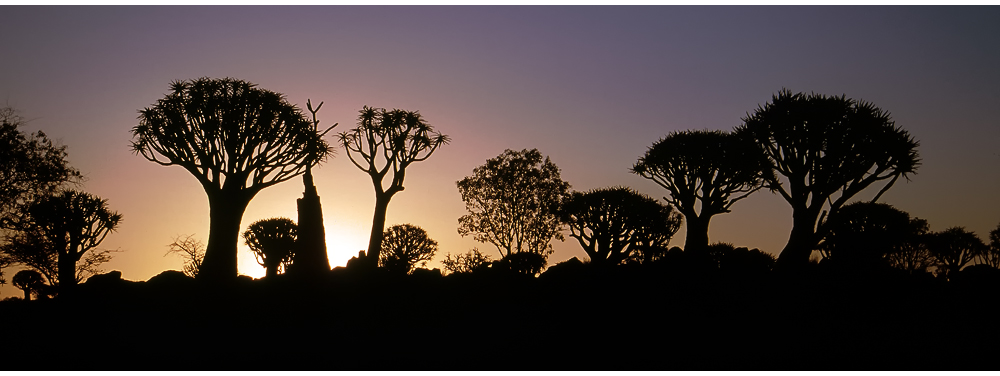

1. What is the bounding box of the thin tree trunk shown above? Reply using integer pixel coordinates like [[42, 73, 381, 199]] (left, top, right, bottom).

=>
[[199, 192, 250, 281], [365, 194, 391, 268]]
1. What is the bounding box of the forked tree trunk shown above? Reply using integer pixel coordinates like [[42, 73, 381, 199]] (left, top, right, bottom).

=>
[[199, 192, 251, 281]]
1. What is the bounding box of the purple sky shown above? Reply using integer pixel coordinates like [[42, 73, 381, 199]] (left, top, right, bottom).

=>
[[1, 6, 999, 294]]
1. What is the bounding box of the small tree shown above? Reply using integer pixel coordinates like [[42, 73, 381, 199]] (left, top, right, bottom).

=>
[[927, 227, 985, 279], [3, 190, 121, 289], [0, 106, 82, 224], [164, 234, 206, 278], [339, 107, 449, 268], [457, 149, 570, 260], [243, 218, 297, 278], [441, 248, 492, 275], [561, 187, 682, 266], [12, 269, 44, 300], [976, 222, 1000, 268], [379, 224, 438, 274], [885, 218, 935, 274], [736, 89, 920, 269], [632, 130, 770, 251], [818, 202, 922, 270], [132, 78, 335, 280]]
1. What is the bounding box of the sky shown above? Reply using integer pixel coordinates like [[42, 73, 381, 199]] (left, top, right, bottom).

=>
[[1, 5, 999, 297]]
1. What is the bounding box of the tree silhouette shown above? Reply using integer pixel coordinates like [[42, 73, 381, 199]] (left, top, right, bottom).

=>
[[457, 149, 570, 261], [884, 218, 934, 274], [164, 234, 205, 278], [735, 89, 920, 269], [927, 227, 985, 280], [818, 202, 923, 271], [976, 222, 1000, 268], [632, 130, 770, 251], [131, 78, 335, 280], [0, 106, 82, 225], [2, 190, 121, 289], [441, 248, 492, 275], [339, 106, 449, 268], [378, 224, 438, 274], [11, 269, 44, 301], [561, 186, 682, 267], [243, 218, 297, 278]]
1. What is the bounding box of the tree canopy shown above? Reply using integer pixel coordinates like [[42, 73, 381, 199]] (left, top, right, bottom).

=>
[[243, 218, 297, 278], [339, 106, 449, 268], [735, 89, 920, 269], [378, 224, 438, 274], [561, 186, 682, 266], [131, 77, 335, 280], [632, 130, 770, 251], [818, 202, 928, 271], [457, 149, 570, 259]]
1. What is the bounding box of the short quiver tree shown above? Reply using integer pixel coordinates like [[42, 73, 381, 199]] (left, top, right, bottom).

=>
[[12, 269, 44, 300], [632, 130, 770, 252], [378, 224, 438, 274], [131, 78, 335, 280], [561, 186, 682, 267], [243, 218, 297, 278]]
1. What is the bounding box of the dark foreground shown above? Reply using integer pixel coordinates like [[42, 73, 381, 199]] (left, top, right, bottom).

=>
[[2, 263, 999, 371]]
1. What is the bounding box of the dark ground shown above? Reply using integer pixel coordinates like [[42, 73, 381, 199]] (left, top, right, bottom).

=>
[[2, 263, 998, 371]]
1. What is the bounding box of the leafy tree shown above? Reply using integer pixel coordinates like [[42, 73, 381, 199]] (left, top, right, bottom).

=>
[[131, 78, 335, 280], [339, 106, 449, 268], [243, 218, 297, 278], [11, 269, 44, 301], [0, 106, 82, 224], [441, 248, 492, 275], [884, 218, 935, 274], [2, 190, 121, 289], [378, 224, 438, 274], [632, 130, 770, 251], [927, 227, 985, 280], [818, 202, 925, 271], [457, 149, 570, 261], [735, 89, 920, 269], [561, 186, 682, 266], [164, 234, 206, 278], [976, 222, 1000, 268]]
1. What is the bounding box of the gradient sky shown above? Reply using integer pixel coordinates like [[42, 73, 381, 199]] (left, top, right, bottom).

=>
[[2, 6, 999, 297]]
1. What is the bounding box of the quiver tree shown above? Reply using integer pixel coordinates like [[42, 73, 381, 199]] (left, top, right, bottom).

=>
[[457, 149, 570, 260], [735, 89, 920, 269], [561, 186, 682, 267], [926, 227, 985, 280], [632, 130, 770, 251], [4, 190, 121, 289], [339, 106, 449, 268], [378, 224, 438, 274], [976, 222, 1000, 268], [243, 218, 297, 278], [0, 106, 82, 223], [12, 269, 44, 300], [131, 78, 335, 280]]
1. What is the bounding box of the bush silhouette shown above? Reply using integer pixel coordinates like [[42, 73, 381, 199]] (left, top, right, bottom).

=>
[[12, 269, 44, 301], [378, 224, 438, 275]]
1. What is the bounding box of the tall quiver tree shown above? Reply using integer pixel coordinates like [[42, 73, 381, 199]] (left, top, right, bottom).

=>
[[339, 106, 449, 268], [292, 101, 332, 275], [736, 89, 920, 270], [632, 130, 771, 252], [131, 78, 335, 281]]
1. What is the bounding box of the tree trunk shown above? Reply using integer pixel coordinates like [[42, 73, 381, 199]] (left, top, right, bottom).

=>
[[22, 288, 30, 301], [58, 251, 77, 289], [365, 194, 391, 268], [199, 192, 250, 281], [265, 261, 278, 278], [776, 208, 821, 270], [683, 215, 711, 252]]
